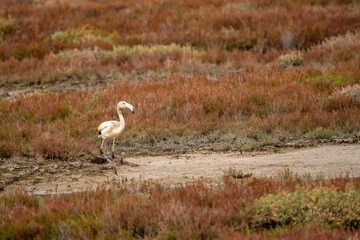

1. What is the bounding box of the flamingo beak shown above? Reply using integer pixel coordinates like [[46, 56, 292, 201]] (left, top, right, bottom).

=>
[[126, 103, 134, 114]]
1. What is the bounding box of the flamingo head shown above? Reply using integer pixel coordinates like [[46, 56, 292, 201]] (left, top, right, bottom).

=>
[[117, 101, 135, 114]]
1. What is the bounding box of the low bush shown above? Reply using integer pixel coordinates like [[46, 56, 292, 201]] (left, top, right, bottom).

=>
[[51, 26, 116, 45], [280, 51, 303, 68], [250, 185, 360, 229], [330, 84, 360, 103]]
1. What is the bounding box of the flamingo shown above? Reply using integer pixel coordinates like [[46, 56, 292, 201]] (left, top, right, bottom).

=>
[[98, 101, 134, 175]]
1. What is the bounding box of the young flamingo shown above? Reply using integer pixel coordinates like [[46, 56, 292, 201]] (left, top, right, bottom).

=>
[[98, 101, 134, 175]]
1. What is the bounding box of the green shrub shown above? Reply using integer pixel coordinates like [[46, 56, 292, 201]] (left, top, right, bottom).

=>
[[249, 185, 360, 229], [280, 52, 303, 68], [0, 17, 15, 38], [51, 26, 116, 44], [58, 102, 70, 120]]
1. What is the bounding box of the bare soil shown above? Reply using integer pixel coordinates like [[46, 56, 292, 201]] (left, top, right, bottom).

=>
[[0, 72, 171, 100], [0, 77, 113, 99], [1, 143, 359, 195]]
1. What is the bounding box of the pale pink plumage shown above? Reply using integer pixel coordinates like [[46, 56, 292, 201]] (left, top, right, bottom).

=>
[[97, 101, 134, 175]]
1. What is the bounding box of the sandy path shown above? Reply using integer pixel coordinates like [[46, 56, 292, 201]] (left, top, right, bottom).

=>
[[120, 143, 360, 179], [2, 144, 360, 195]]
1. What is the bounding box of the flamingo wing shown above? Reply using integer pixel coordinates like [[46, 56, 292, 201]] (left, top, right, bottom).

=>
[[98, 121, 121, 136]]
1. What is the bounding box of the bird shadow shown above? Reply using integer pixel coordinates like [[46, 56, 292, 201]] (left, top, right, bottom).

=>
[[91, 156, 107, 164], [91, 156, 139, 167]]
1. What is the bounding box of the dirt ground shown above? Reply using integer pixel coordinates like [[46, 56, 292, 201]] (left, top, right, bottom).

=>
[[1, 143, 359, 195], [0, 72, 168, 100], [0, 77, 113, 99]]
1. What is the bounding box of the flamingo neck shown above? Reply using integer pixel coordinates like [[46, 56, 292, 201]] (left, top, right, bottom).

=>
[[117, 108, 125, 127]]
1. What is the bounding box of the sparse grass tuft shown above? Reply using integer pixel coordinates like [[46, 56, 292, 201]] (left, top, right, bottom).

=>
[[224, 167, 253, 179], [280, 51, 303, 68]]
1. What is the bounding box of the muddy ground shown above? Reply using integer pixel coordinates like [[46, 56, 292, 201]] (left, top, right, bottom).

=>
[[1, 143, 359, 195]]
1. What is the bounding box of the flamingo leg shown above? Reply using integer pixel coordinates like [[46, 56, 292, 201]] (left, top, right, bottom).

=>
[[111, 138, 123, 165], [100, 138, 118, 176], [100, 138, 105, 155], [111, 138, 116, 159]]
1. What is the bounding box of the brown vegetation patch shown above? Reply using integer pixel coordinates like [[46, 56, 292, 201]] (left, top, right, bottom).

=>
[[0, 167, 359, 239]]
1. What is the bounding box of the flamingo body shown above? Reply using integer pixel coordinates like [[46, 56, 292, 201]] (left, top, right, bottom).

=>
[[98, 121, 124, 139]]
